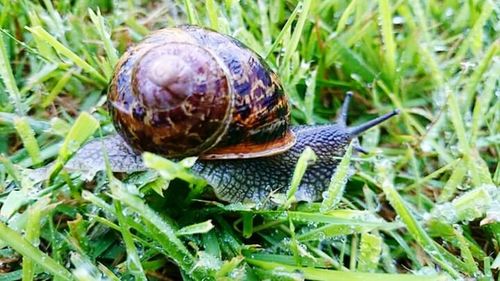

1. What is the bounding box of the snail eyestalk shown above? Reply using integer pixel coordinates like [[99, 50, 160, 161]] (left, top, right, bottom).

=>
[[337, 91, 353, 126], [347, 109, 400, 137]]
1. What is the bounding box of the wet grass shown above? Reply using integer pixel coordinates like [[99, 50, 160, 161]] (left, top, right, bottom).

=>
[[0, 0, 498, 280]]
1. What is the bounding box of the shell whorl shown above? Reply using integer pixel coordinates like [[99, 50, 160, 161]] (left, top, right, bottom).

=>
[[108, 25, 294, 159], [109, 41, 233, 157]]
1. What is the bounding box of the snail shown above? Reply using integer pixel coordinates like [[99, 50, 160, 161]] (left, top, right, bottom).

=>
[[51, 25, 400, 203]]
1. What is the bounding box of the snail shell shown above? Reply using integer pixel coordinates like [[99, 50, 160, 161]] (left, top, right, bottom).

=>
[[108, 25, 295, 159]]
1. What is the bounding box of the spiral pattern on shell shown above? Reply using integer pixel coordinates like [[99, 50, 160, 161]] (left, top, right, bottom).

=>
[[108, 25, 294, 159]]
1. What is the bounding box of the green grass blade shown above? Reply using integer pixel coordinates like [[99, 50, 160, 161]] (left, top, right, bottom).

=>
[[378, 0, 396, 81], [336, 0, 358, 34], [247, 259, 449, 281], [447, 90, 486, 186], [88, 8, 119, 72], [22, 198, 51, 281], [49, 112, 99, 179], [176, 220, 214, 236], [320, 143, 353, 213], [13, 117, 42, 167], [0, 32, 25, 114], [110, 183, 210, 279], [143, 152, 201, 184], [437, 160, 467, 202], [357, 233, 382, 272], [304, 67, 317, 124], [41, 70, 73, 108], [282, 0, 312, 65], [183, 0, 199, 25], [264, 3, 300, 59], [285, 146, 317, 207], [113, 197, 148, 280], [0, 221, 74, 280], [465, 40, 499, 111], [382, 179, 460, 278], [205, 0, 219, 30], [470, 59, 498, 145], [26, 26, 107, 85]]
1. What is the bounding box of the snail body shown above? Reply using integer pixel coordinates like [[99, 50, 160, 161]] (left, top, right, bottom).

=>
[[62, 25, 399, 203]]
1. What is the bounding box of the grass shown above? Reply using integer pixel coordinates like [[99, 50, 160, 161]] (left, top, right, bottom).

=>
[[0, 0, 498, 280]]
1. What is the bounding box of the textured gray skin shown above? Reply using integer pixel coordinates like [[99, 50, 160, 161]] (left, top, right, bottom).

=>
[[58, 124, 349, 202], [191, 124, 350, 202]]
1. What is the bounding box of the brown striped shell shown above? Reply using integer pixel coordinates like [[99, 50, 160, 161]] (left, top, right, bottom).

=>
[[108, 25, 295, 159]]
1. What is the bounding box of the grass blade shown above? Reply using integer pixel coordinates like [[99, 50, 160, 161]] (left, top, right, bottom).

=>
[[247, 259, 449, 281], [113, 197, 148, 280], [205, 0, 219, 30], [320, 143, 353, 213], [183, 0, 199, 25], [13, 117, 42, 167], [285, 146, 317, 207], [382, 179, 460, 278], [110, 183, 210, 279], [378, 0, 396, 81], [49, 112, 100, 180], [0, 32, 25, 114], [282, 0, 312, 65], [357, 233, 382, 272], [0, 221, 74, 280], [88, 9, 119, 73], [26, 26, 107, 85], [264, 3, 300, 59], [176, 220, 214, 236]]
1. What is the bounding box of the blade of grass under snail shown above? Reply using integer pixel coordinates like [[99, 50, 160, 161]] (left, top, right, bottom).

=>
[[246, 259, 449, 281], [380, 178, 460, 278], [112, 192, 148, 281], [357, 232, 382, 272], [176, 220, 214, 236], [22, 198, 51, 281], [109, 182, 211, 279], [0, 220, 74, 280]]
